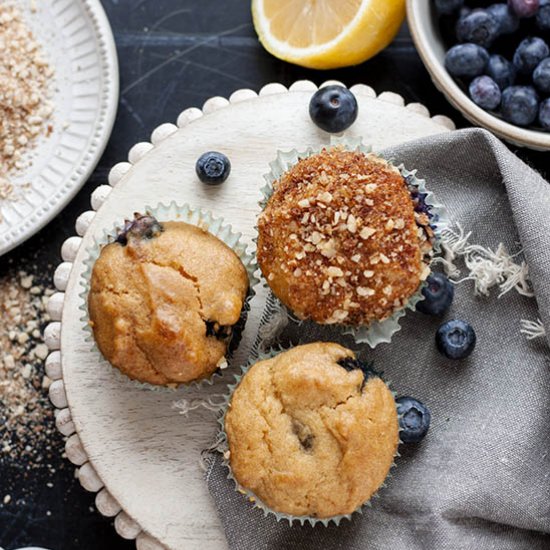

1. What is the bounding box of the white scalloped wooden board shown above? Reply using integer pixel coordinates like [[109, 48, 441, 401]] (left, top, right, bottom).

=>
[[0, 0, 118, 255], [46, 82, 455, 550]]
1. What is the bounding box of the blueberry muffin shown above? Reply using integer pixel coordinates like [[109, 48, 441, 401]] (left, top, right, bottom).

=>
[[224, 343, 399, 519], [88, 214, 249, 386], [257, 147, 434, 326]]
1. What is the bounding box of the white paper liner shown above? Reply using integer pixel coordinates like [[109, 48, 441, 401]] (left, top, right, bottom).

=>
[[259, 135, 450, 347], [79, 201, 259, 392], [216, 346, 400, 526]]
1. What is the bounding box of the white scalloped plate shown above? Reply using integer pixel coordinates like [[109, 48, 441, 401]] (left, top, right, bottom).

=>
[[0, 0, 118, 256], [46, 82, 455, 550]]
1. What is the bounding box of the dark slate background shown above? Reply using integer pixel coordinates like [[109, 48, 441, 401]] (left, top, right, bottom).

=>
[[1, 1, 549, 549]]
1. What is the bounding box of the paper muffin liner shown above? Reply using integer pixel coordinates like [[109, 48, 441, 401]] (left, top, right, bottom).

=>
[[215, 346, 399, 526], [79, 201, 259, 392], [258, 135, 450, 347]]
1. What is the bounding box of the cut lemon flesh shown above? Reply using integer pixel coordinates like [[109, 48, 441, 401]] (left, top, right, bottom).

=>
[[252, 0, 406, 69]]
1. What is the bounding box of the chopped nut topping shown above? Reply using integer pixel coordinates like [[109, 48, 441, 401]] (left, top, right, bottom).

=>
[[360, 227, 376, 239], [327, 266, 344, 278], [318, 191, 333, 203], [327, 309, 349, 323], [318, 238, 337, 258], [357, 287, 375, 297], [310, 231, 322, 245], [347, 214, 357, 233]]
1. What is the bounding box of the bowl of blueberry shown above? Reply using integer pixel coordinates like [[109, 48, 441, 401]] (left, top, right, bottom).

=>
[[408, 0, 550, 150]]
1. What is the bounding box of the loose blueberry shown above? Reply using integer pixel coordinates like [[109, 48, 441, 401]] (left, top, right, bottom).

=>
[[417, 272, 455, 316], [435, 0, 464, 15], [469, 75, 502, 109], [508, 0, 540, 17], [436, 319, 476, 360], [533, 58, 550, 93], [396, 397, 431, 444], [196, 151, 231, 185], [501, 85, 539, 126], [115, 213, 164, 245], [536, 0, 550, 30], [445, 43, 490, 78], [309, 85, 358, 133], [538, 97, 550, 129], [487, 3, 520, 34], [486, 54, 517, 89], [513, 37, 549, 74], [456, 10, 499, 48]]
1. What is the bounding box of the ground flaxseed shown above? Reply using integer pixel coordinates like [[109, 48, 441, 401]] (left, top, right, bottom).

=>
[[0, 270, 60, 471], [0, 1, 54, 218]]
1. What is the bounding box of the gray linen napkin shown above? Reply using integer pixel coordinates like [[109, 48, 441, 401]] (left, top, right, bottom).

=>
[[206, 128, 550, 549]]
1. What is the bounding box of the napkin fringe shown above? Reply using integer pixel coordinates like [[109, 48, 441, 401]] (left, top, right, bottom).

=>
[[172, 394, 226, 416], [438, 223, 534, 298], [520, 319, 546, 340]]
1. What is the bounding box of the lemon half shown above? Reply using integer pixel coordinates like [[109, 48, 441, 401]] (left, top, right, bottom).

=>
[[252, 0, 406, 70]]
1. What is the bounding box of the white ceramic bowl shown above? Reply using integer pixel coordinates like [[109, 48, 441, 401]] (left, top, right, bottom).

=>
[[407, 0, 550, 151]]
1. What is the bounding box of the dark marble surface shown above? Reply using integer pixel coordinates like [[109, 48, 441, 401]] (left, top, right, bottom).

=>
[[1, 1, 549, 549]]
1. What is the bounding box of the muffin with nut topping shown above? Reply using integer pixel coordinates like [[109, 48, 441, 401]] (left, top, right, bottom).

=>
[[88, 213, 249, 387], [257, 147, 434, 326]]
